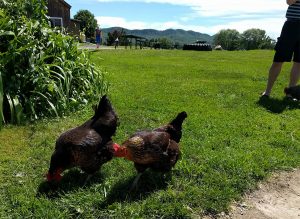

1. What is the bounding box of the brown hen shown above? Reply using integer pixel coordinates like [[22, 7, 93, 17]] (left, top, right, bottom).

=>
[[113, 111, 187, 188], [46, 95, 118, 183]]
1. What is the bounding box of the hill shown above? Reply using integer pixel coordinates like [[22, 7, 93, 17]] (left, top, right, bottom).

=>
[[101, 27, 213, 45]]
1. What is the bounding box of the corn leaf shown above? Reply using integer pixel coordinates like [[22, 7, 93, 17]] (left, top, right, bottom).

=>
[[12, 96, 23, 125], [6, 93, 14, 124], [0, 31, 15, 36], [0, 70, 3, 128]]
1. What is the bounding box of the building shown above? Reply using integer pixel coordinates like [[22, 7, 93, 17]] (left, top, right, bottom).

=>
[[47, 0, 80, 36], [183, 40, 212, 51]]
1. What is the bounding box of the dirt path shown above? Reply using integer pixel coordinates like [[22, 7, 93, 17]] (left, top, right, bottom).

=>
[[221, 169, 300, 219]]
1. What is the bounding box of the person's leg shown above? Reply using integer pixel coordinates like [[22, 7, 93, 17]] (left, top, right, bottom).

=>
[[262, 62, 284, 96], [289, 62, 300, 87]]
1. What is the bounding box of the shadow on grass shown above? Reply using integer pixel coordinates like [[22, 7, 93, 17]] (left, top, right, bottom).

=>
[[98, 171, 171, 209], [36, 169, 104, 199], [257, 96, 300, 114]]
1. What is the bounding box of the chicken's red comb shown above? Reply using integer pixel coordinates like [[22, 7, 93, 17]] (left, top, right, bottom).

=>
[[46, 172, 61, 182], [113, 143, 120, 152], [113, 143, 128, 158], [46, 169, 63, 182]]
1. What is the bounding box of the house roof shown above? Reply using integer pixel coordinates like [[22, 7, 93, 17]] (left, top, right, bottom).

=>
[[59, 0, 71, 8]]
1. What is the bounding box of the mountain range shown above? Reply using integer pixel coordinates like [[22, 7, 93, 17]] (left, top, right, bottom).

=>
[[101, 27, 213, 45]]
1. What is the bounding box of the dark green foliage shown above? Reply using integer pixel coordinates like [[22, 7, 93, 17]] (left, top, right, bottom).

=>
[[241, 28, 275, 50], [0, 0, 48, 23], [74, 10, 97, 38], [107, 29, 125, 46], [0, 0, 107, 124], [214, 29, 241, 51], [149, 37, 174, 49], [0, 71, 3, 129], [214, 28, 275, 51]]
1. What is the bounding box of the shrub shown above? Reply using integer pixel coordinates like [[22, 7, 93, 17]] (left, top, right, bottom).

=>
[[0, 0, 107, 127]]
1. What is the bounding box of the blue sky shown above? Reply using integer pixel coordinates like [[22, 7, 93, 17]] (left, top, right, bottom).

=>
[[67, 0, 288, 39]]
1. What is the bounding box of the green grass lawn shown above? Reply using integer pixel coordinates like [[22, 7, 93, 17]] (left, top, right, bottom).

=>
[[0, 49, 300, 218]]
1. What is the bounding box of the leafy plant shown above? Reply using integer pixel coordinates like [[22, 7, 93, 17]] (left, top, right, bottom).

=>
[[73, 9, 97, 38], [0, 0, 107, 124]]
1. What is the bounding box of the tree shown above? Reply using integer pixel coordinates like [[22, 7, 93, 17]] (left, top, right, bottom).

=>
[[74, 10, 97, 38], [149, 38, 173, 49], [158, 37, 173, 49], [241, 28, 274, 50], [107, 29, 125, 46], [260, 37, 276, 50], [213, 29, 241, 51]]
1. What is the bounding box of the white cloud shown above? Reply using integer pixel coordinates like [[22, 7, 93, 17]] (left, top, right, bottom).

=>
[[97, 16, 146, 29], [96, 16, 285, 39], [208, 18, 286, 39], [96, 0, 286, 17], [94, 0, 289, 38]]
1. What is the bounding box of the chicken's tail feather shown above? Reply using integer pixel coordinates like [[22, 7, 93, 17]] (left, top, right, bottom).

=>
[[92, 95, 113, 120], [170, 111, 187, 131], [163, 111, 187, 143]]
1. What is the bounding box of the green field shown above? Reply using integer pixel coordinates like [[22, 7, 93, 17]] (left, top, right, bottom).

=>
[[0, 50, 299, 218]]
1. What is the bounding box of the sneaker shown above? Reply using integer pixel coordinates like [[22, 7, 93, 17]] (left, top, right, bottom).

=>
[[285, 94, 297, 101], [284, 86, 300, 101], [260, 92, 269, 98]]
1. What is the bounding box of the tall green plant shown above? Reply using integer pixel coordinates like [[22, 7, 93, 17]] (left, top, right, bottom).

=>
[[0, 0, 108, 125]]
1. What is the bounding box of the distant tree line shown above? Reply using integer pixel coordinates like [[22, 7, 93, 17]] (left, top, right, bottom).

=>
[[105, 29, 177, 49], [214, 28, 276, 51], [72, 9, 275, 51], [105, 28, 276, 51], [148, 38, 174, 49], [104, 28, 275, 51]]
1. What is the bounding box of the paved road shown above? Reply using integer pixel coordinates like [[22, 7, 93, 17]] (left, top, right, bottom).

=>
[[78, 43, 121, 50]]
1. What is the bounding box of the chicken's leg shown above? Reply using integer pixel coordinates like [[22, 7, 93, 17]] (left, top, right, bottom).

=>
[[83, 174, 93, 186], [130, 173, 142, 191]]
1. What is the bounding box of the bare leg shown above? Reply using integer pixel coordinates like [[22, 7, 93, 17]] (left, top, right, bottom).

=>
[[262, 62, 284, 96], [289, 62, 300, 87]]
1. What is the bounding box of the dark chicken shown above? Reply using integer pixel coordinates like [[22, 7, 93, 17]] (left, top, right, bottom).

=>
[[113, 111, 187, 188], [46, 95, 118, 183], [284, 85, 300, 100]]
